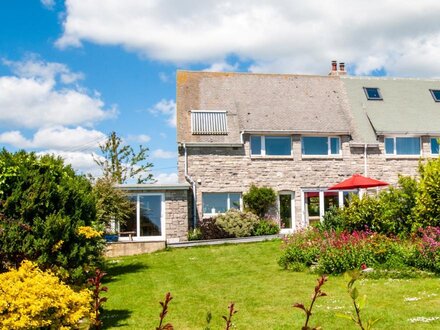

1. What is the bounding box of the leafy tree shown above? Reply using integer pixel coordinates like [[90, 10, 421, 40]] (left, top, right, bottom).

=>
[[93, 176, 135, 228], [94, 131, 154, 184], [414, 157, 440, 228], [0, 149, 104, 283], [242, 185, 277, 218]]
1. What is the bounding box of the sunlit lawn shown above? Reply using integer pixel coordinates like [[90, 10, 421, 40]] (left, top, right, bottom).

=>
[[103, 240, 440, 329]]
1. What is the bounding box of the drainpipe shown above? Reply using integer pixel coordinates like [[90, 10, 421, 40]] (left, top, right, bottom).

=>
[[183, 143, 197, 228], [364, 144, 368, 176]]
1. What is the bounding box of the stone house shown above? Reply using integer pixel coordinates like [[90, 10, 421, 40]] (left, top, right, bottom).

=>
[[176, 62, 440, 234]]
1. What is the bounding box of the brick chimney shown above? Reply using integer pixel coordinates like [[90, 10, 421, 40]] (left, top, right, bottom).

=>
[[329, 60, 338, 76], [328, 61, 347, 76], [339, 62, 347, 75]]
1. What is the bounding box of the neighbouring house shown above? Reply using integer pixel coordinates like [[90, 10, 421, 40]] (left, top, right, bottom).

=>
[[176, 61, 440, 235]]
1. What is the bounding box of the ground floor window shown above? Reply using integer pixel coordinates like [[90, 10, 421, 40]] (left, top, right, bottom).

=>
[[431, 137, 439, 155], [120, 194, 165, 239], [302, 189, 356, 225], [202, 192, 241, 216]]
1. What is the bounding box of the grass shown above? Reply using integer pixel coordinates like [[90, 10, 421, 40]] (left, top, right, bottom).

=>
[[102, 240, 440, 329]]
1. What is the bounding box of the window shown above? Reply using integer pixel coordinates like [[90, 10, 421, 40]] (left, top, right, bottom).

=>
[[191, 111, 228, 134], [384, 137, 421, 155], [430, 89, 440, 102], [202, 193, 241, 215], [250, 136, 291, 156], [363, 87, 383, 100], [120, 194, 164, 239], [431, 137, 439, 155], [301, 137, 341, 156]]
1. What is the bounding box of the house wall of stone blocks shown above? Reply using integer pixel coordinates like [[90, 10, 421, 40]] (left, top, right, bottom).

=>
[[179, 135, 433, 229]]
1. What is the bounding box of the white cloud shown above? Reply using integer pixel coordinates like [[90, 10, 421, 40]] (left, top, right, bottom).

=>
[[0, 126, 106, 150], [152, 149, 176, 159], [154, 172, 178, 184], [158, 72, 169, 83], [37, 150, 103, 177], [0, 58, 115, 128], [56, 0, 440, 76], [203, 61, 239, 72], [149, 99, 176, 127], [126, 134, 151, 143]]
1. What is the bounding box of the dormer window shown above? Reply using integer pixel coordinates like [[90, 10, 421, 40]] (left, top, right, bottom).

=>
[[191, 110, 228, 135], [430, 89, 440, 102], [363, 87, 382, 100]]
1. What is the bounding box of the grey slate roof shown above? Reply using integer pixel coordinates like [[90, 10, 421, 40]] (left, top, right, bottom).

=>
[[177, 71, 353, 144], [177, 71, 440, 145], [342, 76, 440, 143]]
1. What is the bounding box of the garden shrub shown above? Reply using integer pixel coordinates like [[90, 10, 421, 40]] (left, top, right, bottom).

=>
[[321, 175, 419, 236], [0, 149, 104, 283], [215, 209, 260, 237], [198, 217, 230, 240], [413, 157, 440, 229], [253, 218, 280, 236], [408, 226, 440, 274], [279, 228, 411, 275], [242, 185, 277, 218], [0, 260, 93, 329]]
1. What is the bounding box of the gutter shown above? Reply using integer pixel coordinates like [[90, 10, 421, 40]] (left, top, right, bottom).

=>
[[183, 143, 197, 228]]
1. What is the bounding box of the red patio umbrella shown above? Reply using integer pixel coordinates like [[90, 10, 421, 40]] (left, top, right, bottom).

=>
[[328, 174, 389, 190]]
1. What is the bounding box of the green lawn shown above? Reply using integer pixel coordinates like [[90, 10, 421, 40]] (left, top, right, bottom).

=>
[[103, 240, 440, 329]]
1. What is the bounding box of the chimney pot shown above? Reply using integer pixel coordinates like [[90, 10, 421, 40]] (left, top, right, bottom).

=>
[[339, 62, 345, 72], [331, 60, 337, 71]]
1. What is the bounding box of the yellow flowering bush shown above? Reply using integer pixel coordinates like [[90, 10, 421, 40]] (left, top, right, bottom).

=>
[[0, 261, 93, 330], [78, 226, 103, 239]]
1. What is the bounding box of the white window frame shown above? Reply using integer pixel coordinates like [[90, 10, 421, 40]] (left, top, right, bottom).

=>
[[202, 192, 242, 217], [384, 136, 422, 156], [300, 189, 356, 226], [301, 136, 341, 156], [278, 191, 295, 234], [250, 135, 292, 157], [120, 193, 165, 242]]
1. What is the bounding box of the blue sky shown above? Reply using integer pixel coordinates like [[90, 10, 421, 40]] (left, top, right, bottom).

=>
[[1, 0, 440, 182]]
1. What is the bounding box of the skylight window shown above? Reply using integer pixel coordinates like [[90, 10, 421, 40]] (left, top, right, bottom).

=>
[[363, 87, 382, 100], [430, 89, 440, 102]]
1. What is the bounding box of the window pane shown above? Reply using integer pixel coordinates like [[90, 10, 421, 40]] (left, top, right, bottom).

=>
[[203, 193, 228, 214], [250, 136, 261, 155], [279, 194, 292, 229], [229, 193, 241, 209], [121, 195, 138, 235], [396, 137, 420, 155], [330, 137, 340, 154], [302, 137, 328, 155], [266, 136, 291, 155], [431, 138, 439, 154], [324, 191, 339, 213], [431, 90, 440, 102], [385, 138, 394, 154], [139, 195, 162, 236], [364, 87, 382, 100]]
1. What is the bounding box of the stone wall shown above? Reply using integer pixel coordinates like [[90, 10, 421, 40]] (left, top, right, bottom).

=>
[[179, 135, 434, 229]]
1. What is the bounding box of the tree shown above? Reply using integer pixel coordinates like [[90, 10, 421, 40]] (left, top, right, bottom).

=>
[[0, 149, 104, 283], [242, 185, 277, 218], [94, 131, 154, 184]]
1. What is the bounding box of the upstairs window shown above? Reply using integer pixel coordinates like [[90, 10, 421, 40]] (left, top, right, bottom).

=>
[[202, 193, 240, 215], [431, 137, 439, 155], [191, 111, 228, 134], [385, 137, 421, 155], [363, 87, 383, 100], [302, 137, 341, 156], [250, 136, 291, 156], [430, 89, 440, 102]]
